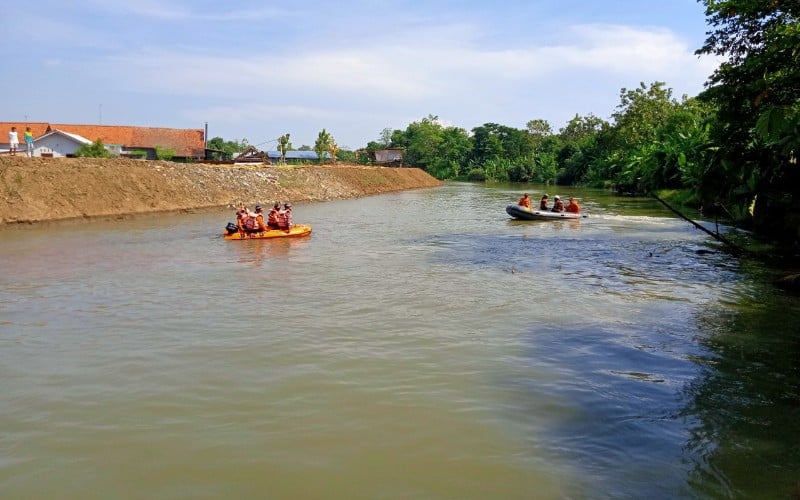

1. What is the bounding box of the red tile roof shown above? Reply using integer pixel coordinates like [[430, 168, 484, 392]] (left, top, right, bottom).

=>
[[1, 122, 50, 138], [0, 122, 205, 157]]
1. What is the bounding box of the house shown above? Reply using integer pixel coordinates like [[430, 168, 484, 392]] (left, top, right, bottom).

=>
[[33, 129, 93, 157], [0, 122, 206, 160], [360, 148, 404, 166]]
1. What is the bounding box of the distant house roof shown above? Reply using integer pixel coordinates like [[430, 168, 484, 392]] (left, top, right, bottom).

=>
[[266, 150, 329, 160], [38, 129, 93, 145], [0, 122, 205, 157]]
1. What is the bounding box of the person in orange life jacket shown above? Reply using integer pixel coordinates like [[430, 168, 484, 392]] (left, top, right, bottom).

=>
[[236, 203, 253, 232], [539, 193, 549, 210], [565, 197, 581, 214], [551, 195, 564, 212], [236, 204, 260, 232], [267, 202, 281, 229], [518, 193, 531, 209], [254, 205, 268, 231], [278, 203, 293, 232]]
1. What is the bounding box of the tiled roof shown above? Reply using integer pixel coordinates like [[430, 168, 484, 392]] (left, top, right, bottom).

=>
[[0, 122, 50, 138], [0, 122, 205, 157]]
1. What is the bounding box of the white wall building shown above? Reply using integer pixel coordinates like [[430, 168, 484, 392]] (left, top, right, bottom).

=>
[[29, 130, 92, 157]]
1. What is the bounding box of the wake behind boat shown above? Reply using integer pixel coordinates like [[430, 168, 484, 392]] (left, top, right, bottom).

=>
[[506, 204, 582, 220]]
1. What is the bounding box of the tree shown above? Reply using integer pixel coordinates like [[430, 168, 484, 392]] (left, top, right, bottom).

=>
[[591, 82, 685, 191], [328, 137, 339, 165], [554, 114, 608, 185], [526, 118, 553, 150], [75, 139, 113, 158], [314, 129, 332, 164], [393, 115, 445, 170], [426, 126, 471, 179], [277, 134, 292, 165], [379, 127, 393, 147], [696, 0, 799, 240], [206, 137, 250, 160]]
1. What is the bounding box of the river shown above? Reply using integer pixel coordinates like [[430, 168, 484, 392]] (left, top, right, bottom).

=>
[[1, 182, 798, 499]]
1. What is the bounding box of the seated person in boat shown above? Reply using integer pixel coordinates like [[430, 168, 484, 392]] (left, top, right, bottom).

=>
[[565, 197, 581, 214], [518, 193, 531, 209], [551, 195, 564, 212], [267, 202, 281, 229], [539, 194, 549, 210], [278, 203, 293, 232], [237, 204, 266, 234], [254, 205, 269, 231], [236, 204, 254, 232]]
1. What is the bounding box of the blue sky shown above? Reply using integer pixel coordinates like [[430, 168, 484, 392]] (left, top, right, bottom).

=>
[[1, 0, 718, 150]]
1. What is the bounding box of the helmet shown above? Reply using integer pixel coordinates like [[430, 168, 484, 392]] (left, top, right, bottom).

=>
[[284, 203, 292, 208], [255, 205, 262, 211], [273, 202, 280, 209], [554, 195, 560, 200]]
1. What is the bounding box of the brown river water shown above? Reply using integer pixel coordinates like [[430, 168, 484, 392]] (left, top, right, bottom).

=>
[[1, 182, 798, 499]]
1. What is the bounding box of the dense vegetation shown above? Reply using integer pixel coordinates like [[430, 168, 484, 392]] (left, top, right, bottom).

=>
[[359, 1, 798, 246]]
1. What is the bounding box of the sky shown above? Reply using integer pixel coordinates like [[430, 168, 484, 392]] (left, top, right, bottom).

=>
[[1, 0, 719, 151]]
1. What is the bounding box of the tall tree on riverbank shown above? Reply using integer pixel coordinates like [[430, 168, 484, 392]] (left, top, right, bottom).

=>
[[314, 129, 339, 164], [277, 134, 291, 165], [314, 129, 332, 164], [696, 0, 799, 241]]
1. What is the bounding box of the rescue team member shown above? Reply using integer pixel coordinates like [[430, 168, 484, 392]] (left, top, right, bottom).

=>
[[539, 194, 549, 210], [278, 203, 293, 232], [518, 193, 531, 209], [236, 204, 253, 233], [254, 205, 268, 231], [551, 195, 565, 213], [565, 197, 581, 214], [267, 202, 281, 229]]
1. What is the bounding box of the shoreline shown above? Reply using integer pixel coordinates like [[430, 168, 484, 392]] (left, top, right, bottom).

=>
[[0, 157, 442, 225]]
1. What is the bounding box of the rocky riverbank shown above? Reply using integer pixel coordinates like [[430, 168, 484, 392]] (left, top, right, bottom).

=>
[[0, 157, 442, 224]]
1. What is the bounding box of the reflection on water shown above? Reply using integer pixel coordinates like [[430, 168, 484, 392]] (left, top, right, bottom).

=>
[[0, 183, 798, 498]]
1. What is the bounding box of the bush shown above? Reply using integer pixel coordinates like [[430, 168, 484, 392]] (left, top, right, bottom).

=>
[[466, 168, 486, 181], [75, 139, 113, 158], [154, 146, 175, 161]]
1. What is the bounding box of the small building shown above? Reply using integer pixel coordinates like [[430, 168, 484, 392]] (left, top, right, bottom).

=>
[[266, 150, 330, 164], [362, 148, 403, 166], [33, 129, 93, 157]]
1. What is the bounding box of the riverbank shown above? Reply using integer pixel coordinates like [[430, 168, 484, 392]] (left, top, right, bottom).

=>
[[0, 156, 442, 224]]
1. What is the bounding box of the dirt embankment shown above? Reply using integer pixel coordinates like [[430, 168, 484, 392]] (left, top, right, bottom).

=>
[[0, 157, 442, 224]]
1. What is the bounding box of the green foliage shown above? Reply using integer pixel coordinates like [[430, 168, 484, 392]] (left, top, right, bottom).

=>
[[466, 168, 486, 181], [154, 146, 175, 161], [75, 139, 113, 158], [379, 127, 393, 147], [127, 150, 147, 159], [696, 0, 800, 241], [394, 115, 445, 169], [336, 149, 356, 163], [206, 137, 249, 160], [314, 129, 332, 164], [277, 134, 292, 165]]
